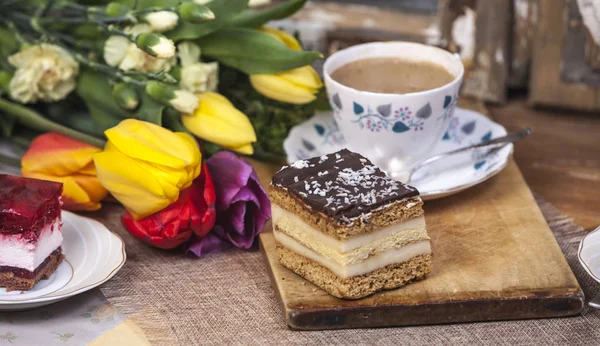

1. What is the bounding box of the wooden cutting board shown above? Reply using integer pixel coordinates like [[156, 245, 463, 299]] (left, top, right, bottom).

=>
[[255, 117, 584, 330]]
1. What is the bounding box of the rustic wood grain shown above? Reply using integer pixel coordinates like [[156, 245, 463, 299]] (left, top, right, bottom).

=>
[[255, 100, 584, 330], [489, 98, 600, 230], [462, 0, 511, 103], [529, 0, 600, 111], [509, 0, 539, 88]]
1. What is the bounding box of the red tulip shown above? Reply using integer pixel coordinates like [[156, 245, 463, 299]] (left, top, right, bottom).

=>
[[121, 162, 216, 249]]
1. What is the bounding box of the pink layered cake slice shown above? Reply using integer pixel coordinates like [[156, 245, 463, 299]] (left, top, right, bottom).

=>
[[0, 174, 64, 291]]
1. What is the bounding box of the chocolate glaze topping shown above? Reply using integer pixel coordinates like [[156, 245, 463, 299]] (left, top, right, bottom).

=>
[[271, 149, 419, 222]]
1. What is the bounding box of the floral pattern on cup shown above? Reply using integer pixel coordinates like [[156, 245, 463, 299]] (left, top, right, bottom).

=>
[[350, 102, 436, 133], [438, 94, 458, 121]]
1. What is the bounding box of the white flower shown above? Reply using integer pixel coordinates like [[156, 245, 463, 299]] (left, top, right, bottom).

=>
[[170, 90, 198, 114], [248, 0, 270, 7], [177, 41, 201, 68], [181, 62, 219, 93], [124, 24, 152, 36], [8, 44, 79, 104], [194, 0, 268, 6], [119, 44, 175, 73], [118, 44, 147, 71], [145, 11, 179, 33], [149, 36, 176, 59], [104, 36, 130, 66]]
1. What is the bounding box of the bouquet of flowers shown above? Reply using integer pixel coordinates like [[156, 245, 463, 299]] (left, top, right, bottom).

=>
[[0, 0, 323, 254]]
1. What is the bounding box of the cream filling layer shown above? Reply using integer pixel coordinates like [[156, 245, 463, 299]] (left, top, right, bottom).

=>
[[0, 217, 62, 271], [273, 204, 428, 265], [275, 231, 431, 278]]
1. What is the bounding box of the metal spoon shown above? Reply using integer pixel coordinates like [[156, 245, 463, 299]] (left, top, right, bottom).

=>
[[389, 127, 533, 183], [589, 293, 600, 309]]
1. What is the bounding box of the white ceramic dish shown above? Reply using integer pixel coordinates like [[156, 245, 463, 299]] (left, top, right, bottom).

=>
[[0, 211, 126, 311], [283, 107, 513, 200], [578, 226, 600, 283]]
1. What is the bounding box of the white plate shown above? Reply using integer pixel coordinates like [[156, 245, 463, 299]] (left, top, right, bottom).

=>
[[283, 107, 513, 200], [578, 226, 600, 283], [0, 211, 126, 311]]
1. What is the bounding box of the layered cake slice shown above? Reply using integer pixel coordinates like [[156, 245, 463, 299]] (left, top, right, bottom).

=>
[[270, 149, 431, 299], [0, 174, 64, 291]]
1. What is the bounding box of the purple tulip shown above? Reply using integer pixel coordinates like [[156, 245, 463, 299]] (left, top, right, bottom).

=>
[[187, 151, 271, 257]]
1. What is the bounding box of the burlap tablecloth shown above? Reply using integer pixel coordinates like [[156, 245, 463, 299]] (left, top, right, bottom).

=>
[[96, 196, 600, 345]]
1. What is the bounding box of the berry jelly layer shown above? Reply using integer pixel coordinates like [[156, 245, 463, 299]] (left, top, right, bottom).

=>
[[0, 174, 62, 235], [0, 216, 63, 273]]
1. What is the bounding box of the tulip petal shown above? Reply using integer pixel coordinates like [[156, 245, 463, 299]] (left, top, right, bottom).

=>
[[105, 119, 200, 169], [250, 73, 318, 104], [280, 66, 323, 89], [182, 92, 257, 148], [226, 143, 254, 155], [21, 133, 101, 176], [259, 26, 302, 51], [94, 150, 175, 219], [186, 232, 232, 257]]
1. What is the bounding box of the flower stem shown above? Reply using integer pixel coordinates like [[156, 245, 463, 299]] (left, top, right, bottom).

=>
[[0, 98, 106, 148]]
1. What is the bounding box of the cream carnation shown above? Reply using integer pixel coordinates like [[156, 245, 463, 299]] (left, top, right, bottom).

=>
[[181, 62, 219, 93], [145, 11, 179, 33], [8, 44, 79, 104], [104, 36, 131, 66]]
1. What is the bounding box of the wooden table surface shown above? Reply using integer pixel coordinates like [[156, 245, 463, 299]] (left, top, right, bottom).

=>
[[490, 98, 600, 231]]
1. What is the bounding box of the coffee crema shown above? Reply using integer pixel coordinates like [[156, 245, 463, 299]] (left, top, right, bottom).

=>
[[330, 57, 456, 94]]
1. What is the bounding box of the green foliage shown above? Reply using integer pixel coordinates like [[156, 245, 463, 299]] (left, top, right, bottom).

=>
[[198, 27, 322, 74], [227, 0, 307, 28], [166, 0, 249, 41], [0, 28, 18, 62], [0, 114, 16, 137], [76, 70, 128, 132], [78, 69, 165, 127], [136, 91, 165, 125], [43, 99, 107, 137], [219, 66, 317, 162]]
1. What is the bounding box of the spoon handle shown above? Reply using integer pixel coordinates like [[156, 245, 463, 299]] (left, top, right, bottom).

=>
[[403, 127, 532, 183], [589, 293, 600, 309]]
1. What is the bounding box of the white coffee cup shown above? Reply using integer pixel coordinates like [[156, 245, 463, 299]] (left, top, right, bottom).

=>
[[323, 42, 464, 174]]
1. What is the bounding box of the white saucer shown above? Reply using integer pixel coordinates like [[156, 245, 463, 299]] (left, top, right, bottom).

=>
[[578, 226, 600, 283], [0, 211, 126, 311], [283, 107, 513, 200]]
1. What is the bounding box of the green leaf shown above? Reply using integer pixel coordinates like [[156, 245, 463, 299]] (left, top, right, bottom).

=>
[[227, 0, 306, 28], [135, 92, 164, 125], [44, 101, 106, 137], [0, 98, 106, 147], [0, 28, 18, 60], [199, 28, 322, 74], [76, 69, 128, 131], [166, 0, 249, 41], [115, 0, 179, 9], [392, 121, 410, 133]]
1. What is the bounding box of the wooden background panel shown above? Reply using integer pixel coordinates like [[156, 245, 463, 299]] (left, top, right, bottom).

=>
[[529, 0, 600, 111]]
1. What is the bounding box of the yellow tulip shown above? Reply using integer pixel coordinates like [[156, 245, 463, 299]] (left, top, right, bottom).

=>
[[249, 26, 323, 105], [93, 119, 201, 219], [182, 92, 257, 155], [21, 133, 108, 211], [259, 26, 302, 51]]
